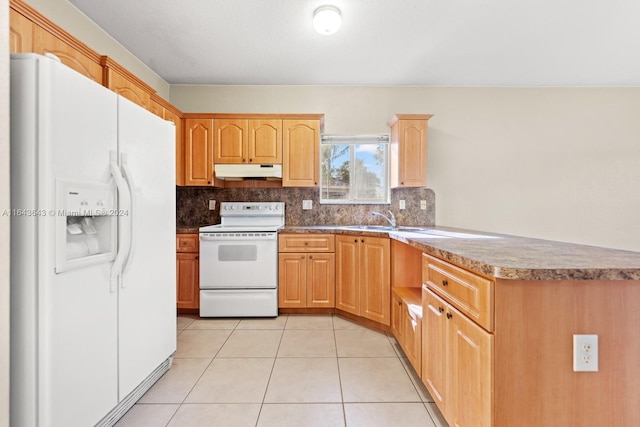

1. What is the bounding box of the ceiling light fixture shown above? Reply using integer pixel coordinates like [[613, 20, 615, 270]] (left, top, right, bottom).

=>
[[313, 5, 342, 35]]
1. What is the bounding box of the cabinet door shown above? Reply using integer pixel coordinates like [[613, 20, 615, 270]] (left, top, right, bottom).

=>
[[10, 9, 34, 53], [391, 292, 404, 342], [184, 119, 214, 186], [307, 253, 335, 307], [449, 306, 493, 427], [33, 25, 102, 83], [248, 119, 282, 164], [397, 119, 427, 187], [163, 110, 184, 186], [215, 119, 247, 163], [103, 68, 151, 109], [282, 119, 320, 187], [149, 100, 164, 118], [176, 253, 199, 310], [278, 253, 307, 308], [403, 303, 422, 377], [335, 236, 360, 315], [360, 236, 391, 325], [422, 289, 448, 415]]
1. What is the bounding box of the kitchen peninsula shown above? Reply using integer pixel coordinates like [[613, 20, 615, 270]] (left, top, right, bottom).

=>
[[278, 225, 640, 427]]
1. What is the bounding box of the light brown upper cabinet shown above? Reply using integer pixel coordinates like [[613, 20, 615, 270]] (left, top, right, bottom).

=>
[[33, 26, 103, 84], [214, 118, 282, 164], [101, 56, 153, 111], [10, 8, 34, 53], [282, 119, 321, 187], [10, 0, 188, 186], [388, 114, 433, 188], [152, 94, 185, 186], [11, 0, 102, 83], [184, 118, 215, 186]]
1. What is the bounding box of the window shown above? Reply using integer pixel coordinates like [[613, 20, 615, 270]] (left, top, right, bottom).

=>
[[320, 135, 389, 204]]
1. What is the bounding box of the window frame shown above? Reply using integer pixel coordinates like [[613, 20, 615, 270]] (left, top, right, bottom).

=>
[[319, 134, 390, 205]]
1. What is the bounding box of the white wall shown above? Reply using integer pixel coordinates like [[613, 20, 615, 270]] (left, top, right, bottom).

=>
[[1, 0, 10, 424], [171, 85, 640, 252], [23, 0, 170, 98]]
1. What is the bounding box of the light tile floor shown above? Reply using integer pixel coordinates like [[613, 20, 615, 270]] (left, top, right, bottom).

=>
[[115, 314, 449, 427]]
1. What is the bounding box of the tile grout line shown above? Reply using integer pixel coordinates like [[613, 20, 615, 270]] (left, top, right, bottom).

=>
[[388, 334, 441, 427], [332, 315, 349, 427], [254, 314, 289, 427], [168, 316, 241, 427]]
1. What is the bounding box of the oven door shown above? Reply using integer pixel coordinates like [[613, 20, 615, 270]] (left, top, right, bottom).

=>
[[199, 231, 277, 289]]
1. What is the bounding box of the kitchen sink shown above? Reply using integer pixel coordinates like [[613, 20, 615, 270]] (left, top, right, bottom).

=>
[[339, 225, 498, 239]]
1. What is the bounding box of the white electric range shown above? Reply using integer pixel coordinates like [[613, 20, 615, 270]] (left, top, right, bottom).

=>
[[198, 202, 284, 317]]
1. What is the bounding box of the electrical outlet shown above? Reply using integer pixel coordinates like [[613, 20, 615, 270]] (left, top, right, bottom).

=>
[[573, 334, 598, 372], [399, 200, 406, 210], [208, 200, 216, 210], [420, 200, 427, 210], [302, 200, 313, 210]]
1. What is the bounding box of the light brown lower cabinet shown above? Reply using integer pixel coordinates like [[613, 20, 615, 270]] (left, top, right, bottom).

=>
[[278, 234, 335, 308], [423, 287, 492, 427], [391, 287, 422, 376], [335, 235, 390, 326], [176, 233, 199, 311], [278, 253, 335, 308]]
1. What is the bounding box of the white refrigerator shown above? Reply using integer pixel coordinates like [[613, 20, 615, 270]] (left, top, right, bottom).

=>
[[10, 53, 176, 427]]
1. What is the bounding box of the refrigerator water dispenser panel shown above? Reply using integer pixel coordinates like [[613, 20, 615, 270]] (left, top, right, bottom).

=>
[[55, 179, 117, 272]]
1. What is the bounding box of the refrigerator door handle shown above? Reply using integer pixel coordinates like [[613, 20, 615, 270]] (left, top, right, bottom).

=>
[[109, 153, 132, 292], [120, 153, 136, 280]]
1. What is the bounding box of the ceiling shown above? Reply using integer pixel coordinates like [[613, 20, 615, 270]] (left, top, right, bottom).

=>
[[69, 0, 640, 86]]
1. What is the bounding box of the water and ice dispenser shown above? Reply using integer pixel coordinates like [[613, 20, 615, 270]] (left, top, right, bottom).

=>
[[55, 179, 117, 273]]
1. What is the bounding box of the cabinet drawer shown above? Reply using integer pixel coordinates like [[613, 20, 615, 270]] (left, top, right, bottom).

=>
[[279, 234, 335, 252], [176, 233, 199, 253], [423, 254, 494, 332]]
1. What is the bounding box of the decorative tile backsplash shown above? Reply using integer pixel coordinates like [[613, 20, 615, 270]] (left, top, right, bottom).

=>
[[176, 186, 435, 228]]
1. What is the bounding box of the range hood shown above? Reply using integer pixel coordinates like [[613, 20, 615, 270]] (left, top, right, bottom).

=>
[[214, 164, 282, 180]]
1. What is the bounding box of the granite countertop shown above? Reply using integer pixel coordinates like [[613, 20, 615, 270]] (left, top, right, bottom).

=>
[[176, 226, 200, 234], [280, 225, 640, 281]]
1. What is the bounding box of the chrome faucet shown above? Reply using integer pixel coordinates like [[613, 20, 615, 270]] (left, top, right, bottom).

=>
[[371, 210, 397, 229]]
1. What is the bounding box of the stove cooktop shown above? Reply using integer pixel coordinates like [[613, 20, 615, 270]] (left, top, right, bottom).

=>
[[199, 224, 283, 233]]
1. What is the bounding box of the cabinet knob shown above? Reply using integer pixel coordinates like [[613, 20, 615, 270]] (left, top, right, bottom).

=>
[[301, 256, 305, 259], [195, 255, 198, 260], [354, 239, 358, 243], [304, 242, 308, 245], [446, 312, 453, 319], [249, 158, 253, 162], [309, 255, 313, 259], [361, 239, 364, 243], [438, 306, 444, 313], [442, 279, 448, 286]]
